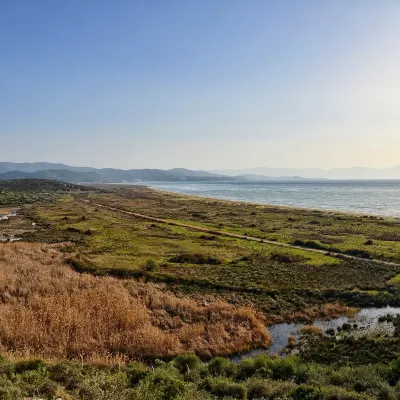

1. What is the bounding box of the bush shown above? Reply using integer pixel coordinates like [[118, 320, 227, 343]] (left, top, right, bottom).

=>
[[126, 362, 150, 387], [207, 357, 236, 377], [202, 377, 247, 399], [14, 359, 46, 374], [246, 378, 296, 399], [344, 249, 371, 259], [144, 259, 157, 272], [48, 361, 82, 390], [73, 371, 131, 400], [270, 358, 297, 381], [144, 368, 187, 400], [174, 354, 202, 374], [0, 375, 22, 400], [169, 253, 221, 265]]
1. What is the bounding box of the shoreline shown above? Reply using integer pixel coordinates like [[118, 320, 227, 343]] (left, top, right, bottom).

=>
[[118, 182, 399, 220]]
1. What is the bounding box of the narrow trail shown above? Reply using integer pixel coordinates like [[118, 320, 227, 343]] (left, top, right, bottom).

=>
[[83, 200, 400, 269]]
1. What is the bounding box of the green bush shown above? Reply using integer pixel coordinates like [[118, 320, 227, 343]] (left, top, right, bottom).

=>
[[126, 362, 150, 387], [48, 360, 83, 390], [0, 375, 22, 400], [246, 378, 296, 399], [73, 371, 131, 400], [174, 353, 202, 374], [144, 367, 187, 400], [202, 377, 247, 399], [207, 357, 236, 377], [14, 358, 46, 374], [144, 259, 157, 272]]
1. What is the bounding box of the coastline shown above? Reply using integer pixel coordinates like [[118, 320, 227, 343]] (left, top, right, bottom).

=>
[[122, 182, 399, 220]]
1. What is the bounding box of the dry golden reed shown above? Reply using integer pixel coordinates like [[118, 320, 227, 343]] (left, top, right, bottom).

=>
[[0, 243, 269, 362]]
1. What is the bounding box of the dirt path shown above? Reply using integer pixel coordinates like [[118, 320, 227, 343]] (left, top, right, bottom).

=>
[[83, 200, 400, 268]]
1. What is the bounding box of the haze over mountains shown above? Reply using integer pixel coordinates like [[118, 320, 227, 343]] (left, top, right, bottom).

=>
[[0, 162, 400, 183], [212, 166, 400, 180]]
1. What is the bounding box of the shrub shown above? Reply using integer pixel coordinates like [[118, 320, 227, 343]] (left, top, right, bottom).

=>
[[14, 359, 46, 374], [0, 375, 22, 400], [199, 235, 216, 241], [144, 259, 157, 272], [207, 357, 236, 377], [169, 253, 221, 265], [270, 358, 297, 381], [144, 368, 187, 400], [48, 361, 82, 390], [174, 354, 202, 374], [202, 377, 247, 399], [73, 371, 131, 400], [126, 362, 150, 387], [364, 240, 374, 246], [344, 249, 371, 259], [65, 226, 82, 233], [246, 378, 296, 399]]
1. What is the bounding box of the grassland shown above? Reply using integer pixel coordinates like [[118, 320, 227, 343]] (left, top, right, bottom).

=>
[[91, 186, 400, 263]]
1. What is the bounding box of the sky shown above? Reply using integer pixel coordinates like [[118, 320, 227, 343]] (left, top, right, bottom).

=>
[[1, 0, 400, 170]]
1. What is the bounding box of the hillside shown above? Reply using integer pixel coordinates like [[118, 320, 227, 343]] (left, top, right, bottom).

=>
[[0, 179, 91, 192], [0, 166, 234, 183]]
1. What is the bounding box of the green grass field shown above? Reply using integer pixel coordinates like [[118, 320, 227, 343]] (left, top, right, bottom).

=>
[[88, 186, 400, 263]]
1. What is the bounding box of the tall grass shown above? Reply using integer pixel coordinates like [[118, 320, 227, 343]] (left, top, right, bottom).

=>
[[0, 243, 270, 362]]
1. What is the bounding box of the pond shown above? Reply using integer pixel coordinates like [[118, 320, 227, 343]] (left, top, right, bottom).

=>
[[0, 210, 17, 221], [233, 306, 400, 362], [0, 210, 22, 242]]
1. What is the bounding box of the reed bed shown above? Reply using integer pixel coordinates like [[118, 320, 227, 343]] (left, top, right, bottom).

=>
[[0, 243, 269, 362]]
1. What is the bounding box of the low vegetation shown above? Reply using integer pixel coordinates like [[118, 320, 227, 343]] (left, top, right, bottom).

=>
[[92, 186, 400, 263], [0, 353, 400, 399]]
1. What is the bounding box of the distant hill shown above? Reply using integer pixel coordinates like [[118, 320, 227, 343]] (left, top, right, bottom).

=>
[[0, 162, 95, 174], [211, 166, 400, 180], [2, 162, 400, 182], [0, 164, 234, 183], [0, 179, 92, 192], [235, 174, 305, 181]]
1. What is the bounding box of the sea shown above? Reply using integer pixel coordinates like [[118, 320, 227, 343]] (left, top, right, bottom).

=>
[[141, 180, 400, 218]]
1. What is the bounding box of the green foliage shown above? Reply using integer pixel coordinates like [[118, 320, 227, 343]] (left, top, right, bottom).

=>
[[0, 354, 397, 400], [207, 357, 236, 377], [126, 361, 150, 387], [144, 259, 157, 272], [202, 377, 247, 399], [173, 353, 202, 374]]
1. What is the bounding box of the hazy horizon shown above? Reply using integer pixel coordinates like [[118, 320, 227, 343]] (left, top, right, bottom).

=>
[[2, 1, 400, 169]]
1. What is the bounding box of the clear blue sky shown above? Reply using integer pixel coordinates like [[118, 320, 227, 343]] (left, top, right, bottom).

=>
[[1, 0, 400, 169]]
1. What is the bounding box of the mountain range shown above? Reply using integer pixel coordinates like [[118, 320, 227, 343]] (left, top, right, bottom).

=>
[[0, 163, 235, 183], [0, 162, 399, 183], [211, 166, 400, 180]]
